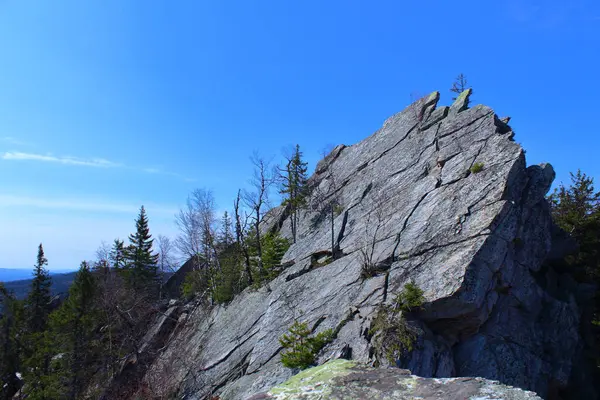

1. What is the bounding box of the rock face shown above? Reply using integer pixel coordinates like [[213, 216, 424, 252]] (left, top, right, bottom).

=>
[[249, 359, 543, 400], [140, 91, 586, 399]]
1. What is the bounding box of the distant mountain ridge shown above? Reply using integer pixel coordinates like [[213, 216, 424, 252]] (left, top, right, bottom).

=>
[[1, 269, 176, 300], [1, 271, 77, 299], [0, 268, 77, 283]]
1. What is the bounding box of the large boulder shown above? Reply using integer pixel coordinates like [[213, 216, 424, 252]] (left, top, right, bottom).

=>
[[140, 92, 586, 399]]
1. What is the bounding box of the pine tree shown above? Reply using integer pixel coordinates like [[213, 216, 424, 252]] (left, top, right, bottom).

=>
[[280, 144, 309, 242], [0, 284, 23, 400], [548, 170, 600, 281], [548, 170, 600, 383], [50, 261, 100, 399], [109, 239, 127, 271], [26, 244, 52, 333], [219, 211, 234, 248], [22, 244, 56, 399], [124, 206, 159, 291]]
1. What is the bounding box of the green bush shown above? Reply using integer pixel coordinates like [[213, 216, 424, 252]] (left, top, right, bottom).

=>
[[370, 307, 417, 364], [279, 320, 334, 369], [369, 282, 425, 365], [470, 162, 484, 174], [393, 281, 425, 313], [249, 232, 290, 286], [181, 269, 206, 300]]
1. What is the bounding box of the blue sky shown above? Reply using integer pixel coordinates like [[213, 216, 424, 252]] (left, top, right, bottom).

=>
[[0, 0, 598, 270]]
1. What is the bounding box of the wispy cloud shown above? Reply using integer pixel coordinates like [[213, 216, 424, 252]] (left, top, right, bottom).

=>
[[1, 137, 31, 146], [1, 151, 195, 181], [0, 194, 178, 216], [2, 152, 120, 168], [143, 167, 197, 182]]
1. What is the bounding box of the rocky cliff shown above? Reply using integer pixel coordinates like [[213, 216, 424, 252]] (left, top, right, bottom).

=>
[[139, 91, 587, 399]]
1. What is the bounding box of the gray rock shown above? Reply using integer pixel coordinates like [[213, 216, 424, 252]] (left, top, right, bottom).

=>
[[250, 359, 542, 400], [140, 92, 586, 400]]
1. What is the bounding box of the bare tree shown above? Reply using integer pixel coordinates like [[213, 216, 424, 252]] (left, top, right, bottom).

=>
[[157, 235, 177, 299], [96, 241, 111, 265], [175, 197, 203, 267], [450, 73, 470, 100], [234, 190, 253, 285], [310, 158, 342, 260], [174, 189, 222, 302], [175, 189, 218, 266], [359, 187, 390, 278], [243, 153, 273, 278]]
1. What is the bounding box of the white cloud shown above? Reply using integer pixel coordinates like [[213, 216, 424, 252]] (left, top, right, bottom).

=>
[[1, 151, 194, 181], [1, 137, 31, 146], [0, 194, 178, 216], [2, 151, 120, 168]]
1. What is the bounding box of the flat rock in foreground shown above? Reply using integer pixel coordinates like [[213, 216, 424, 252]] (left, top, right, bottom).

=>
[[249, 360, 542, 400]]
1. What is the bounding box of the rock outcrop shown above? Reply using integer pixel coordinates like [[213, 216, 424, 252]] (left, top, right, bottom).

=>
[[140, 91, 586, 399], [249, 359, 542, 400]]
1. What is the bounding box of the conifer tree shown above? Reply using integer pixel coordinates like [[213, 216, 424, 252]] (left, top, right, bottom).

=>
[[280, 144, 309, 243], [50, 261, 100, 399], [26, 244, 52, 333], [22, 244, 55, 399], [109, 239, 127, 270], [124, 206, 159, 290], [219, 211, 234, 248], [548, 170, 600, 280], [0, 284, 23, 400]]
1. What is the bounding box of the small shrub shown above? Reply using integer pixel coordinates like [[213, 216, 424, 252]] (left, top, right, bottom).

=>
[[250, 232, 290, 287], [333, 204, 344, 217], [393, 281, 425, 313], [369, 305, 417, 364], [181, 269, 205, 300], [279, 320, 334, 369], [470, 162, 484, 174]]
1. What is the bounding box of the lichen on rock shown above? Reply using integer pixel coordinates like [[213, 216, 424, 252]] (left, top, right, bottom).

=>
[[249, 359, 542, 400]]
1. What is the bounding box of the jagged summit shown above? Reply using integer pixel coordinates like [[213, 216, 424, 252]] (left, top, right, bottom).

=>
[[134, 91, 584, 399]]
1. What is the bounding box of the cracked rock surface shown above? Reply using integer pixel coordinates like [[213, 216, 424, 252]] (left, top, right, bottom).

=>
[[141, 92, 583, 399]]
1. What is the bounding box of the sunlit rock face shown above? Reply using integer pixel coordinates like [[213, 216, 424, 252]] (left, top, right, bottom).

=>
[[140, 91, 584, 400]]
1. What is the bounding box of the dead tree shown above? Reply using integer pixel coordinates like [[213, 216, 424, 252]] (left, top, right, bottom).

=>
[[359, 188, 389, 278], [175, 189, 221, 300], [243, 153, 273, 279], [310, 159, 342, 260], [450, 73, 470, 100], [234, 190, 253, 285]]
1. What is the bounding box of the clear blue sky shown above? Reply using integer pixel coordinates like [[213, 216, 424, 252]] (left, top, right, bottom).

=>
[[1, 0, 598, 270]]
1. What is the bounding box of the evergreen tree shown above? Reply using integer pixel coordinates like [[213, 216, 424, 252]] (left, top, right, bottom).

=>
[[50, 261, 100, 399], [21, 245, 56, 399], [279, 144, 309, 243], [548, 170, 600, 281], [548, 170, 600, 386], [123, 206, 159, 291], [109, 239, 127, 271], [26, 244, 52, 333], [0, 284, 23, 400], [219, 211, 234, 248]]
